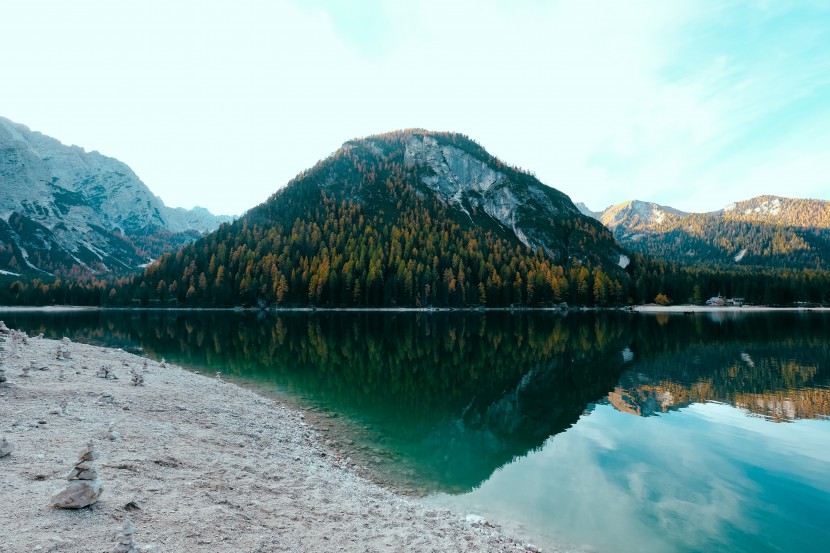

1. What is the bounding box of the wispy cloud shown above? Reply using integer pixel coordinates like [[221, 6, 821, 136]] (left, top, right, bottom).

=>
[[0, 0, 827, 213]]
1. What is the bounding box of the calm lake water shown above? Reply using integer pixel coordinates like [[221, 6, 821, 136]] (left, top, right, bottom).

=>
[[2, 309, 829, 553]]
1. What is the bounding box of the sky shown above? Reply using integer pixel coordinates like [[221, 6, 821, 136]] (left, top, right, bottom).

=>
[[2, 0, 829, 216]]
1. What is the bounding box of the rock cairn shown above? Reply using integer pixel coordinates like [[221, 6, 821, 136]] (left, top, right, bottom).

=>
[[55, 338, 71, 360], [51, 441, 104, 509], [97, 364, 117, 379], [0, 436, 13, 457], [112, 518, 138, 553], [130, 369, 144, 387], [105, 422, 122, 442], [98, 392, 115, 405], [0, 360, 8, 385]]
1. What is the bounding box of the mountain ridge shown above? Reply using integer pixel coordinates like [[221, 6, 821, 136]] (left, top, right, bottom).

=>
[[0, 116, 232, 278], [581, 195, 830, 270]]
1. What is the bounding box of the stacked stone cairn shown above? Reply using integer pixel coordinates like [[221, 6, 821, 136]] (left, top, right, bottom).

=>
[[97, 365, 116, 379], [112, 518, 138, 553], [105, 422, 122, 442], [130, 369, 144, 387], [0, 436, 13, 457], [51, 440, 104, 508], [55, 338, 71, 360]]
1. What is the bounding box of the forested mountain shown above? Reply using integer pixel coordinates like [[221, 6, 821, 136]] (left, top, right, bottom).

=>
[[113, 130, 627, 308], [0, 116, 231, 279], [584, 196, 830, 270]]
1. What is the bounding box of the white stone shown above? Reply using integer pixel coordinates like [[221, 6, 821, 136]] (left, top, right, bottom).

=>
[[0, 436, 13, 457]]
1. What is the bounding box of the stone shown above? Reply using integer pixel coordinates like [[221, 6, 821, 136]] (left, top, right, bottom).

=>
[[67, 466, 99, 480], [79, 443, 101, 462], [0, 436, 13, 457], [51, 479, 103, 509]]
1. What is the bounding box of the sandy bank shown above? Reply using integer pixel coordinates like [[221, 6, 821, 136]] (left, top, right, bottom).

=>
[[0, 324, 541, 552]]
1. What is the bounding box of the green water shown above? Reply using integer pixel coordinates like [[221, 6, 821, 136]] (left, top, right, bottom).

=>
[[2, 309, 829, 552]]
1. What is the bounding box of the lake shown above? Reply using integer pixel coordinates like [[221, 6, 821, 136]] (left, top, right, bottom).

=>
[[2, 309, 829, 553]]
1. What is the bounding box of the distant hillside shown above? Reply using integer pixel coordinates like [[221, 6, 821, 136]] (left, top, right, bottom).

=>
[[720, 195, 830, 228], [583, 196, 830, 270], [123, 130, 628, 308], [0, 116, 232, 279]]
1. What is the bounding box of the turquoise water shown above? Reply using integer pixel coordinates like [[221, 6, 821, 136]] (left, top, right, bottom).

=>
[[2, 309, 829, 552]]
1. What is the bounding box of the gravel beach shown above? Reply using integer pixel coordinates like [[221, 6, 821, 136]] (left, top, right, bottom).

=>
[[0, 323, 542, 552]]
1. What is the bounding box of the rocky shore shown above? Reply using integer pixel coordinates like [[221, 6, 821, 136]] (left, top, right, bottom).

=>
[[0, 322, 541, 552]]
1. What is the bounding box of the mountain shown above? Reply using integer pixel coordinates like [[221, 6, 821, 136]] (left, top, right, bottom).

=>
[[583, 196, 830, 270], [598, 200, 687, 238], [574, 202, 601, 219], [126, 130, 627, 308], [720, 195, 830, 228], [0, 116, 232, 279]]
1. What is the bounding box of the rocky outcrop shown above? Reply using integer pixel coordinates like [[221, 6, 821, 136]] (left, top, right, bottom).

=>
[[397, 133, 622, 267], [51, 441, 104, 508]]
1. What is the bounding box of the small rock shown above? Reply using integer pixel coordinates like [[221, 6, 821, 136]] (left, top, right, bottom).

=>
[[123, 501, 141, 511], [0, 436, 13, 457]]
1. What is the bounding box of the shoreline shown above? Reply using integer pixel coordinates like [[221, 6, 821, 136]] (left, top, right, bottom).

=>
[[631, 304, 830, 313], [2, 304, 829, 314], [0, 325, 539, 552]]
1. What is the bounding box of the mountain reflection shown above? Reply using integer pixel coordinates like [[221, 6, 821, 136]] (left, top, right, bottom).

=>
[[614, 312, 830, 422], [2, 309, 829, 493]]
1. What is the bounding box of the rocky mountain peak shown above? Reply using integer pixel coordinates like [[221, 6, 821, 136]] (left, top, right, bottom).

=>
[[0, 116, 232, 278]]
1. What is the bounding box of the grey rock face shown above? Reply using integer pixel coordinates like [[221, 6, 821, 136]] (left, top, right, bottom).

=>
[[51, 441, 104, 508], [0, 116, 232, 276], [400, 134, 620, 266]]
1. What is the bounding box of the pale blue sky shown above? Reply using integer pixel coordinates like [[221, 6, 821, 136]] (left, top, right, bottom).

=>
[[1, 0, 828, 215]]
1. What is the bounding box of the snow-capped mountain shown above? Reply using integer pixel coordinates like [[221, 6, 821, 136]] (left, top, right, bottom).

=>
[[0, 116, 232, 278]]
